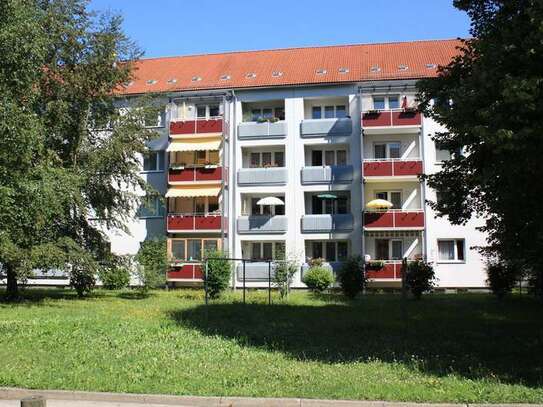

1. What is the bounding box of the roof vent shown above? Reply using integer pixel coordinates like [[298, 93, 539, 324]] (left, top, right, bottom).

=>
[[167, 78, 177, 84], [191, 76, 202, 82], [271, 71, 283, 78], [316, 68, 327, 75], [246, 72, 257, 79], [370, 65, 381, 73], [398, 64, 409, 71], [426, 63, 438, 69], [146, 79, 157, 85], [220, 74, 231, 81], [338, 67, 350, 74]]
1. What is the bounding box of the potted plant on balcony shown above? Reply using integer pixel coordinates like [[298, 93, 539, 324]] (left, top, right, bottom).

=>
[[170, 162, 185, 170], [269, 117, 279, 123], [366, 260, 385, 270], [365, 109, 380, 115], [204, 160, 218, 169]]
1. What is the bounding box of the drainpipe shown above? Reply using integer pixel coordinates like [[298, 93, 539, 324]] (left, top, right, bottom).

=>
[[230, 90, 237, 289], [419, 113, 429, 262]]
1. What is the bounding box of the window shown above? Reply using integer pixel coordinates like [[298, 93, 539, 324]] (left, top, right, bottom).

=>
[[388, 95, 400, 109], [375, 239, 403, 260], [196, 104, 221, 119], [311, 105, 347, 119], [391, 240, 403, 260], [248, 151, 285, 168], [311, 149, 348, 166], [373, 97, 385, 110], [375, 191, 402, 209], [204, 240, 218, 253], [171, 240, 185, 259], [137, 197, 165, 218], [313, 195, 349, 214], [311, 241, 349, 262], [249, 242, 283, 260], [143, 151, 165, 172], [250, 107, 283, 121], [196, 105, 207, 118], [435, 142, 462, 162], [169, 196, 219, 215], [209, 105, 220, 117], [437, 239, 465, 262], [372, 95, 401, 110], [374, 142, 401, 159], [187, 240, 202, 261], [170, 238, 220, 261]]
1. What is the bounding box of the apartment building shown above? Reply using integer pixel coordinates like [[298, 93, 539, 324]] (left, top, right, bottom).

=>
[[109, 39, 488, 289]]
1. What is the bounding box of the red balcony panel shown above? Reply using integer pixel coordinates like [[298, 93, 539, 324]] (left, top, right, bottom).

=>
[[395, 211, 425, 228], [168, 264, 202, 280], [363, 161, 393, 177], [170, 119, 223, 135], [392, 111, 421, 126], [362, 112, 392, 127], [169, 168, 196, 182], [364, 212, 394, 228], [195, 167, 222, 181], [393, 160, 423, 176], [367, 263, 398, 279], [194, 215, 222, 230], [167, 215, 194, 230]]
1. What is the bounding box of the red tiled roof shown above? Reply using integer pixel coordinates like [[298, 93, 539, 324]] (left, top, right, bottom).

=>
[[118, 39, 462, 95]]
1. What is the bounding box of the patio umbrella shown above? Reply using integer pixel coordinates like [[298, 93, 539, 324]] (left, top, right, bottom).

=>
[[366, 199, 393, 210], [256, 196, 284, 206], [317, 194, 337, 199]]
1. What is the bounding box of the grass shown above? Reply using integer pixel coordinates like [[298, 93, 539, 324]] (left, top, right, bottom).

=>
[[0, 288, 542, 403]]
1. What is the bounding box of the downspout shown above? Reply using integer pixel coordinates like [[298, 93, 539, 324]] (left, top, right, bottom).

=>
[[419, 112, 429, 262], [230, 89, 237, 289]]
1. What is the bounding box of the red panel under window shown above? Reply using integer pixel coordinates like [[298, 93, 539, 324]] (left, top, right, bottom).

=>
[[364, 212, 394, 228], [195, 167, 222, 181], [395, 212, 425, 228], [392, 111, 421, 126], [393, 160, 423, 176], [194, 215, 222, 230], [363, 161, 393, 176]]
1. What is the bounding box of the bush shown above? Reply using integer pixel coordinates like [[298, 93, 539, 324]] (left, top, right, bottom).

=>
[[203, 249, 231, 299], [99, 259, 131, 290], [405, 260, 436, 299], [303, 266, 334, 292], [486, 261, 518, 299], [337, 256, 366, 299], [135, 238, 167, 293], [273, 253, 298, 300]]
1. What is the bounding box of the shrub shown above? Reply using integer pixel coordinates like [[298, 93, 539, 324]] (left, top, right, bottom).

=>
[[486, 261, 518, 299], [273, 252, 298, 299], [366, 260, 385, 270], [135, 238, 167, 293], [308, 257, 325, 267], [203, 249, 232, 299], [405, 260, 436, 299], [99, 259, 131, 290], [303, 266, 334, 292], [337, 255, 366, 299]]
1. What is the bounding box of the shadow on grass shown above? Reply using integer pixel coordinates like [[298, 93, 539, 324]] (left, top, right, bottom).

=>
[[0, 287, 103, 306], [116, 290, 154, 300], [170, 295, 543, 387]]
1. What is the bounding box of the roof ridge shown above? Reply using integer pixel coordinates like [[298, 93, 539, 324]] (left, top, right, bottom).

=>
[[137, 38, 463, 62]]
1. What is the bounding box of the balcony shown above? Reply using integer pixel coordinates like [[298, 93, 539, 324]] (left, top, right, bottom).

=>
[[361, 110, 421, 134], [168, 263, 203, 280], [366, 261, 403, 280], [237, 215, 287, 234], [301, 165, 353, 184], [168, 166, 222, 183], [170, 118, 223, 136], [167, 214, 222, 232], [236, 262, 277, 282], [300, 118, 352, 138], [301, 214, 353, 233], [363, 159, 423, 178], [238, 121, 286, 140], [237, 167, 287, 186], [364, 210, 425, 229]]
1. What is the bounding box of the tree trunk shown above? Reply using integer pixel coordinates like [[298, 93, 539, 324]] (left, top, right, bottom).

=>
[[6, 263, 18, 300]]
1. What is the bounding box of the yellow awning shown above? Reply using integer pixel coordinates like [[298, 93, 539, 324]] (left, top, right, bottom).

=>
[[167, 137, 221, 152], [166, 186, 221, 198]]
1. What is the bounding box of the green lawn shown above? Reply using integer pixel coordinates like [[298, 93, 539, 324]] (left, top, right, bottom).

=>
[[0, 289, 542, 403]]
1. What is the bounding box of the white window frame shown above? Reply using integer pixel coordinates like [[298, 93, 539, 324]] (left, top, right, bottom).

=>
[[249, 151, 285, 168], [142, 151, 165, 173], [311, 104, 348, 119], [437, 239, 466, 263], [311, 241, 349, 262], [373, 141, 402, 159], [248, 242, 285, 260], [196, 104, 221, 119], [374, 238, 404, 261], [372, 94, 401, 110], [375, 190, 403, 209], [250, 107, 284, 122], [311, 148, 349, 166]]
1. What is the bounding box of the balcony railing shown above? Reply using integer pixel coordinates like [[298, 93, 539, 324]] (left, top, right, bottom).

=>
[[301, 214, 353, 233], [361, 109, 421, 127], [238, 121, 286, 139], [237, 215, 288, 234], [366, 261, 404, 280], [363, 159, 423, 177], [170, 118, 223, 135], [363, 209, 425, 229], [167, 213, 222, 231], [236, 262, 277, 282], [300, 118, 352, 138], [168, 263, 203, 280], [237, 167, 287, 185], [301, 165, 353, 184], [168, 166, 222, 183]]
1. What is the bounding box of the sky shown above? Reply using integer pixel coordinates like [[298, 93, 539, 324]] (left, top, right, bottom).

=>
[[88, 0, 471, 59]]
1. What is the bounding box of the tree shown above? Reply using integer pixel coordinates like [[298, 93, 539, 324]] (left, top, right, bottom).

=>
[[337, 256, 366, 299], [417, 0, 543, 296], [203, 249, 232, 299], [0, 0, 157, 299], [135, 238, 167, 293]]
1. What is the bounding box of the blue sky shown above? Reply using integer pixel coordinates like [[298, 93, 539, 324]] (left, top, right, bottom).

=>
[[88, 0, 471, 59]]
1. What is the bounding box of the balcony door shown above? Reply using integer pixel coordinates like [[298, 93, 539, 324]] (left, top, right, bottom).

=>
[[374, 142, 401, 159], [375, 239, 403, 260], [311, 149, 347, 166], [375, 191, 402, 209]]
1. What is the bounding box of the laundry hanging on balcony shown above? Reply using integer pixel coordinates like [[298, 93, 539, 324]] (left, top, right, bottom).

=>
[[166, 185, 221, 198], [167, 137, 221, 152], [366, 199, 393, 210]]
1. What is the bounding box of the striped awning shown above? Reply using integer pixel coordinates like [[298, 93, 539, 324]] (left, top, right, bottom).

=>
[[165, 186, 221, 198], [167, 137, 221, 152]]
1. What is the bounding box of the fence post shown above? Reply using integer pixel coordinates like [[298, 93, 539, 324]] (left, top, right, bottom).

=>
[[268, 260, 272, 305], [242, 259, 246, 304], [204, 260, 209, 306], [21, 396, 46, 407]]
